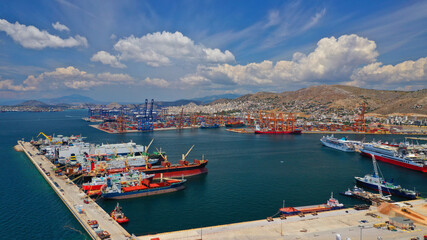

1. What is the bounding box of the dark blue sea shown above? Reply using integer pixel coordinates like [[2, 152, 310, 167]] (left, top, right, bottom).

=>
[[1, 110, 426, 239]]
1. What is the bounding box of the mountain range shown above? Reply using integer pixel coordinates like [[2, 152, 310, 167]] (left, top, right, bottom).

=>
[[2, 86, 426, 115], [214, 85, 426, 115]]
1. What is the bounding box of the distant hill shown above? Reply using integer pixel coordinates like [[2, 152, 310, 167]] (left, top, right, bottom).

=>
[[15, 100, 50, 107], [2, 94, 103, 106], [191, 94, 241, 103], [216, 85, 426, 115], [156, 99, 202, 107], [39, 94, 102, 104]]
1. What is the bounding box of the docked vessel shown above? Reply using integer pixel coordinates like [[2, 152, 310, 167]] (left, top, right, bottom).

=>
[[101, 177, 186, 199], [355, 174, 420, 199], [340, 186, 391, 203], [82, 170, 153, 191], [225, 122, 245, 128], [360, 143, 427, 172], [280, 193, 344, 215], [320, 135, 360, 152], [107, 146, 208, 179], [200, 123, 219, 129], [254, 125, 302, 135], [110, 203, 129, 224]]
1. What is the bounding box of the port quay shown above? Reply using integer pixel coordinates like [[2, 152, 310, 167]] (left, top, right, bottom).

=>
[[16, 139, 427, 240]]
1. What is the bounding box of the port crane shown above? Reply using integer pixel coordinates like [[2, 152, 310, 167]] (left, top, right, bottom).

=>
[[37, 132, 52, 142]]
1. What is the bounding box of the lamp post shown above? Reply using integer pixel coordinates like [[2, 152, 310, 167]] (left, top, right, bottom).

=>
[[358, 225, 365, 240]]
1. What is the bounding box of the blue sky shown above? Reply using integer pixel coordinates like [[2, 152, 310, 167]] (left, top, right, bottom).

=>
[[0, 0, 426, 102]]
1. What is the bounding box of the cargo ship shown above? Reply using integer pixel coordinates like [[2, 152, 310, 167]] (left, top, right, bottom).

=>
[[355, 174, 420, 199], [82, 170, 153, 191], [200, 123, 219, 129], [320, 135, 361, 152], [107, 146, 208, 179], [280, 193, 344, 215], [225, 121, 245, 128], [108, 158, 208, 178], [101, 176, 186, 199], [360, 143, 427, 172]]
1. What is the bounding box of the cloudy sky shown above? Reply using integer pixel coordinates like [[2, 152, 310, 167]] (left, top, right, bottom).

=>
[[0, 0, 426, 102]]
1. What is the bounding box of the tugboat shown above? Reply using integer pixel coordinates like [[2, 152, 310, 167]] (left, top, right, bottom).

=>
[[110, 203, 129, 224]]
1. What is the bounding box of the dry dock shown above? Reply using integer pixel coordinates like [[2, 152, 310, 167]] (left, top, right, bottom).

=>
[[17, 141, 132, 240]]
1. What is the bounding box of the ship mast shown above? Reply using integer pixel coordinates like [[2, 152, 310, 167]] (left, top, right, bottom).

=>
[[371, 154, 383, 198]]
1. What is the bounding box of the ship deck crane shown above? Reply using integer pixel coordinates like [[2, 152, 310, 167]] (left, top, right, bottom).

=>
[[182, 145, 195, 161]]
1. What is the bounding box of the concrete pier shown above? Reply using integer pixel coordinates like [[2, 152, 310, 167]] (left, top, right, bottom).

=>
[[137, 200, 427, 240], [18, 141, 132, 240]]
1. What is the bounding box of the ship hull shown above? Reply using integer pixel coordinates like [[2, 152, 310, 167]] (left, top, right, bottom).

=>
[[107, 161, 208, 178], [320, 139, 354, 152], [355, 178, 418, 199], [225, 123, 245, 128], [360, 151, 427, 173], [102, 183, 186, 199], [280, 205, 344, 215]]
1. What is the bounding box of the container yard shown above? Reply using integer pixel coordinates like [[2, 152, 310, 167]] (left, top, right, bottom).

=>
[[84, 100, 427, 135]]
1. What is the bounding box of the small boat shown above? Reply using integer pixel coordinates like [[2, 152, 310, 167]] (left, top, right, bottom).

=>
[[111, 203, 129, 224], [280, 193, 344, 215]]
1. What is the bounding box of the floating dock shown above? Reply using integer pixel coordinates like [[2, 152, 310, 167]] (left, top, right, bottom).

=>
[[17, 141, 132, 240]]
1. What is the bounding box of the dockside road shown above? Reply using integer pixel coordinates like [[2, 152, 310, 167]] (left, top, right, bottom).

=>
[[138, 200, 427, 240], [18, 141, 132, 240]]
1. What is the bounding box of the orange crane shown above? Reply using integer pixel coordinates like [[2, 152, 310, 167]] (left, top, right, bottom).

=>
[[354, 102, 366, 132]]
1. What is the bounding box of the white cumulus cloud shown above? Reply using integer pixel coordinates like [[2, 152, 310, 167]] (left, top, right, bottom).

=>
[[350, 57, 427, 88], [52, 22, 70, 32], [0, 66, 134, 91], [91, 51, 126, 68], [142, 77, 170, 88], [185, 34, 378, 87], [0, 19, 88, 49], [106, 31, 235, 67]]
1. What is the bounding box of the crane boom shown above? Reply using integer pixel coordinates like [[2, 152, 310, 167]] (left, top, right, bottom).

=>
[[155, 147, 167, 162], [37, 132, 51, 141], [185, 145, 195, 158], [145, 139, 154, 153]]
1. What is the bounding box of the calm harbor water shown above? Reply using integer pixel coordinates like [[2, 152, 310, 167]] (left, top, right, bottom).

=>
[[1, 110, 426, 239]]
